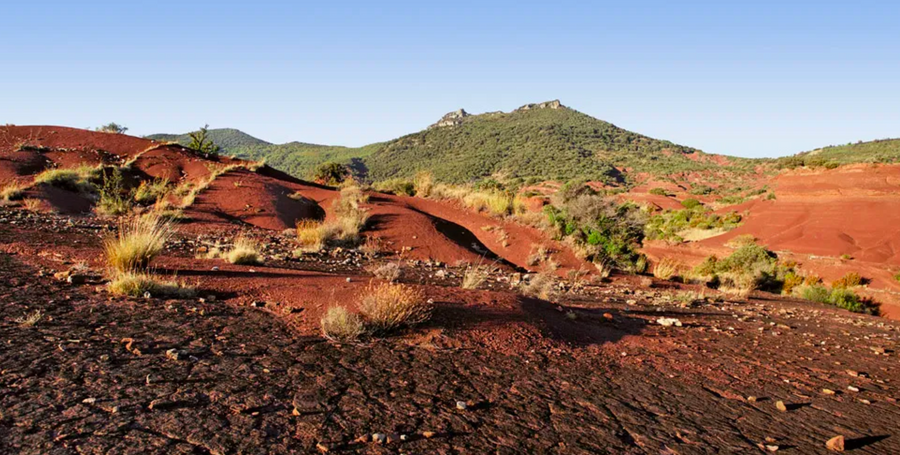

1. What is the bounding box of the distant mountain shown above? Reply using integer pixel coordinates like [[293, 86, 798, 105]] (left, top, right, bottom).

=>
[[147, 128, 271, 151]]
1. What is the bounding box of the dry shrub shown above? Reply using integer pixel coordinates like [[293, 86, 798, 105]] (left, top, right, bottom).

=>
[[358, 282, 431, 332], [226, 236, 262, 265], [107, 271, 195, 298], [831, 272, 862, 289], [22, 198, 42, 212], [653, 257, 684, 280], [520, 273, 556, 300], [526, 244, 551, 267], [104, 214, 173, 273], [369, 262, 401, 282], [321, 306, 365, 342], [725, 234, 757, 249]]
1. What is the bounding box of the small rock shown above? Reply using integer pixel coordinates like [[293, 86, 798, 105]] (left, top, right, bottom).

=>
[[67, 274, 87, 285], [422, 431, 436, 439], [400, 434, 408, 441], [211, 266, 220, 271], [315, 443, 329, 453], [775, 401, 787, 412], [252, 301, 266, 308], [346, 277, 351, 283], [82, 397, 97, 404], [747, 396, 757, 403], [657, 317, 682, 327], [456, 400, 468, 410], [386, 433, 401, 443], [825, 435, 845, 452], [822, 388, 836, 395], [165, 349, 181, 361], [372, 433, 386, 444], [847, 386, 860, 392]]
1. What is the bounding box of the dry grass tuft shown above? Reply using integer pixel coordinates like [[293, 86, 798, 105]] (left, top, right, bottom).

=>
[[225, 236, 262, 265], [520, 273, 556, 300], [107, 271, 196, 298], [321, 306, 365, 342], [1, 182, 27, 201], [461, 264, 494, 290], [358, 282, 431, 332], [14, 310, 43, 327], [369, 262, 402, 282], [22, 198, 42, 212], [34, 165, 99, 193], [296, 219, 327, 252], [653, 257, 684, 281], [104, 214, 173, 273]]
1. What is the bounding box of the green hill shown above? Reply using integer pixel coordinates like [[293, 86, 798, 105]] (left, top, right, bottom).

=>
[[147, 128, 271, 151], [788, 138, 900, 166], [362, 101, 751, 184], [148, 101, 762, 184]]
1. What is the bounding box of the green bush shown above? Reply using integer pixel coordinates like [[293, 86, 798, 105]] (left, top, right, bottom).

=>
[[681, 198, 702, 210], [544, 188, 646, 269], [648, 187, 669, 196], [645, 206, 741, 242], [313, 161, 349, 186]]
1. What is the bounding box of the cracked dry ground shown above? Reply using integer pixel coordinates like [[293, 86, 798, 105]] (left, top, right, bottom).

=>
[[2, 258, 900, 452]]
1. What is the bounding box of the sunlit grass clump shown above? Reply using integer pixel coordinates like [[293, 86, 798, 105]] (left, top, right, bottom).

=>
[[225, 236, 262, 265], [34, 165, 99, 193], [358, 282, 431, 332], [320, 306, 365, 342], [107, 271, 195, 298], [104, 214, 173, 273]]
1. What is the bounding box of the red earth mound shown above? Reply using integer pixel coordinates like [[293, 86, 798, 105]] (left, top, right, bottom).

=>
[[1, 125, 595, 279]]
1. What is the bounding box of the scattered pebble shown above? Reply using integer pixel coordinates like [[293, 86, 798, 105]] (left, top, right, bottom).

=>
[[826, 435, 845, 452], [456, 400, 468, 410], [657, 317, 682, 327]]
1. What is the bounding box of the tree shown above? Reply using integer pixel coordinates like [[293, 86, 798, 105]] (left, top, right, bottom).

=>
[[313, 162, 349, 185], [96, 122, 128, 134], [188, 124, 220, 157]]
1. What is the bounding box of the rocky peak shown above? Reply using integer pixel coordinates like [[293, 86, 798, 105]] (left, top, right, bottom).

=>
[[429, 108, 469, 129], [515, 100, 564, 112]]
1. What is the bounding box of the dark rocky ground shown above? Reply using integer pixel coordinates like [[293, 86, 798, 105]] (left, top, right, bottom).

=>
[[2, 209, 900, 454]]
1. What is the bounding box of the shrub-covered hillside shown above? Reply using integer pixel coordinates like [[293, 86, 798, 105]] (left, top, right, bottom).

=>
[[149, 102, 762, 184], [782, 138, 900, 168], [364, 103, 750, 184]]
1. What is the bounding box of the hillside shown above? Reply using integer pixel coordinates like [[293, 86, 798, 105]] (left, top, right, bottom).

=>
[[363, 101, 753, 184], [789, 138, 900, 166], [151, 101, 760, 184]]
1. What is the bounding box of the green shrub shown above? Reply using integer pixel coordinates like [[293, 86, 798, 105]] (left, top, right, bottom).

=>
[[544, 190, 646, 269], [798, 284, 830, 304], [95, 169, 133, 216], [680, 198, 702, 210], [313, 161, 349, 186], [645, 206, 742, 242], [188, 124, 220, 157], [648, 187, 669, 196]]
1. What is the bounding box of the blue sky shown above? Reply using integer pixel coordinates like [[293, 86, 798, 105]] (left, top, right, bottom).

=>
[[2, 0, 898, 158]]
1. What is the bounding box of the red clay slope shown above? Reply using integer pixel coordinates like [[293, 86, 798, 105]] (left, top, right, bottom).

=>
[[0, 125, 594, 277]]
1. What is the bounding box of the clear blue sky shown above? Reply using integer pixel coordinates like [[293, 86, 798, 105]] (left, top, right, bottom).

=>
[[2, 0, 898, 158]]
